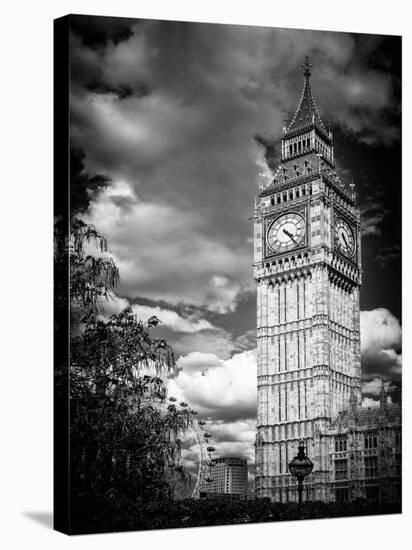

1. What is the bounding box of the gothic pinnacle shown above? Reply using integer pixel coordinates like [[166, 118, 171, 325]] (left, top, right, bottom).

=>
[[302, 55, 312, 78]]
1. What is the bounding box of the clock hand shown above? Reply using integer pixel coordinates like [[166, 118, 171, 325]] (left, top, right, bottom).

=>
[[342, 233, 349, 248], [283, 228, 298, 245]]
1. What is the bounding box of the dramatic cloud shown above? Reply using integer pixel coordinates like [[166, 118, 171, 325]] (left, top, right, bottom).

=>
[[168, 349, 257, 421], [360, 308, 401, 356], [84, 179, 250, 312], [69, 18, 401, 484], [360, 201, 391, 237], [361, 395, 393, 409], [101, 293, 254, 360], [362, 378, 392, 396], [101, 293, 217, 333], [177, 352, 224, 373], [170, 330, 236, 360], [374, 244, 401, 268], [233, 329, 257, 353], [72, 21, 400, 329], [168, 326, 257, 360], [360, 308, 402, 390], [71, 22, 400, 318], [134, 305, 216, 333]]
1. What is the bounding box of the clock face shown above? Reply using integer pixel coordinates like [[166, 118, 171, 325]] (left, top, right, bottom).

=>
[[267, 212, 306, 253], [334, 218, 355, 257]]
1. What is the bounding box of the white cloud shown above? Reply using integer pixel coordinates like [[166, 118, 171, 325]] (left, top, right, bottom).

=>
[[207, 276, 241, 314], [177, 352, 225, 373], [362, 377, 391, 396], [361, 397, 380, 408], [100, 294, 217, 334], [172, 331, 235, 360], [360, 308, 402, 382], [361, 395, 392, 409], [98, 294, 245, 361], [360, 308, 401, 354], [100, 294, 130, 316], [210, 419, 256, 446], [131, 305, 216, 333], [380, 349, 402, 374], [168, 349, 257, 420]]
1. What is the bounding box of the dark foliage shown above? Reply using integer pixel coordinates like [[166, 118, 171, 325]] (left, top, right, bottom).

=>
[[54, 215, 119, 327], [55, 215, 194, 530], [70, 145, 111, 214], [71, 496, 401, 534], [70, 14, 135, 48], [69, 306, 191, 499]]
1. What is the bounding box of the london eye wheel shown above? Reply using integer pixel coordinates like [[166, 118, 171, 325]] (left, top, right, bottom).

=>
[[142, 397, 216, 498]]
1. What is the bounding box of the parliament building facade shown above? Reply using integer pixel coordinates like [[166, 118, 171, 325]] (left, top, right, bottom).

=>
[[254, 58, 401, 503]]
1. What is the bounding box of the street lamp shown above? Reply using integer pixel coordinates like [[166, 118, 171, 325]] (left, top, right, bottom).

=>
[[288, 440, 313, 506]]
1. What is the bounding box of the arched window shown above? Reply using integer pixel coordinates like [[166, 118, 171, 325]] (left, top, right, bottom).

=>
[[271, 196, 275, 206], [296, 189, 300, 199]]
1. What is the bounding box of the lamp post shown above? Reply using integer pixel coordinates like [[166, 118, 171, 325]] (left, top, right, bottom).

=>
[[288, 440, 313, 509]]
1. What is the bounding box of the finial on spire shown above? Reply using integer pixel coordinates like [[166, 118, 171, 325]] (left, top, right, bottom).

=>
[[302, 55, 312, 78]]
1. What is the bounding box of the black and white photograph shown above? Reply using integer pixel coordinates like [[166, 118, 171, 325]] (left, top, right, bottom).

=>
[[53, 10, 402, 536]]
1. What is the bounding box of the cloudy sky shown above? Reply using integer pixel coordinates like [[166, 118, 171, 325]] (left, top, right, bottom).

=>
[[68, 15, 401, 486]]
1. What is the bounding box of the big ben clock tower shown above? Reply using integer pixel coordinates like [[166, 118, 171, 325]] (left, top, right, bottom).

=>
[[254, 57, 362, 502]]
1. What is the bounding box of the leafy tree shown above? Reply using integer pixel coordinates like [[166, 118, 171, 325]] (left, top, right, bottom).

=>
[[70, 306, 192, 504], [54, 216, 193, 525], [54, 216, 119, 327]]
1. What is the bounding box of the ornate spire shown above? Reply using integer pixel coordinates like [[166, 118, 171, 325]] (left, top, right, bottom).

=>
[[284, 55, 328, 137], [379, 379, 387, 410]]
